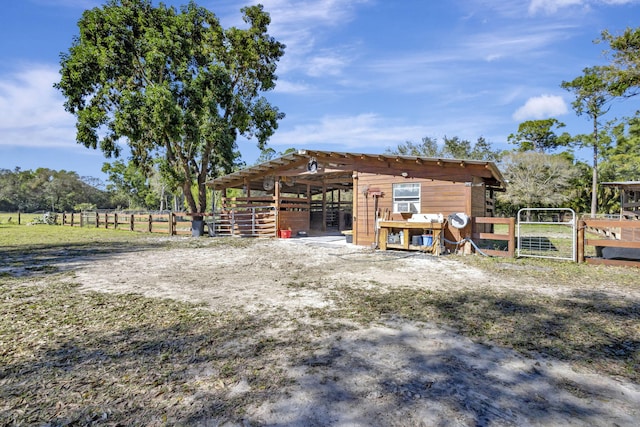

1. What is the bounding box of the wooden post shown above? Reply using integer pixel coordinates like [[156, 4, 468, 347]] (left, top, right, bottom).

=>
[[507, 217, 516, 258], [352, 172, 358, 245], [80, 212, 84, 227], [95, 212, 99, 228], [71, 212, 74, 227], [322, 179, 327, 232], [274, 176, 281, 233], [130, 213, 135, 232], [244, 177, 250, 198], [169, 213, 175, 236], [114, 213, 118, 230], [148, 214, 152, 233], [577, 219, 585, 263]]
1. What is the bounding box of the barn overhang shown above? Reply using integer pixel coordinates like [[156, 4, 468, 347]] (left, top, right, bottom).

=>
[[207, 150, 506, 194]]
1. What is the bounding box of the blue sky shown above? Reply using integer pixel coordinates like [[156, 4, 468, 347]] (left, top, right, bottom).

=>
[[1, 0, 639, 182]]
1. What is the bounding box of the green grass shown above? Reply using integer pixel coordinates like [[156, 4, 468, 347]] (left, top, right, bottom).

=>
[[0, 212, 41, 225]]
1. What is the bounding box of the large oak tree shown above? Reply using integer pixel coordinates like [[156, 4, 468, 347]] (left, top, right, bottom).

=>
[[56, 0, 285, 215]]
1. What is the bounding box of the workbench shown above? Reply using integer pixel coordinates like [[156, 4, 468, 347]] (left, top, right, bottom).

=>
[[378, 220, 445, 255]]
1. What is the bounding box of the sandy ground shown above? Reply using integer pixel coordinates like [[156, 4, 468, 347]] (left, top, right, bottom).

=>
[[69, 235, 640, 426]]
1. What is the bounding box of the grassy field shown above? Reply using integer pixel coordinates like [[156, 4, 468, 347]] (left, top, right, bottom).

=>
[[1, 223, 638, 425], [0, 212, 41, 225]]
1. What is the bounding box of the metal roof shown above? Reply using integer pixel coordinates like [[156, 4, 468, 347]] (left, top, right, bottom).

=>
[[207, 149, 506, 192]]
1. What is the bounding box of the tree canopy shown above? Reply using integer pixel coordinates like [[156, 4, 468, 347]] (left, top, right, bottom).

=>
[[507, 119, 572, 153], [56, 0, 285, 214], [386, 136, 500, 161], [497, 152, 578, 210], [600, 27, 640, 98], [0, 168, 109, 212]]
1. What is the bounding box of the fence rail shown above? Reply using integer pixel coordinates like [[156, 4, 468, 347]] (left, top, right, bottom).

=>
[[55, 209, 279, 238], [578, 218, 640, 267], [471, 216, 516, 258], [58, 212, 195, 236], [207, 206, 277, 237]]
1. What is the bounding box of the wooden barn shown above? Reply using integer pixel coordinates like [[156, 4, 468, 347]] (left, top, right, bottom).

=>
[[207, 150, 506, 252]]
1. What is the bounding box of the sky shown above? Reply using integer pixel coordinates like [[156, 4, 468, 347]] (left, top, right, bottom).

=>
[[1, 0, 639, 183]]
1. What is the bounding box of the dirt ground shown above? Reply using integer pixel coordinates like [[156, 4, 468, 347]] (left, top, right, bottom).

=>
[[68, 235, 640, 426]]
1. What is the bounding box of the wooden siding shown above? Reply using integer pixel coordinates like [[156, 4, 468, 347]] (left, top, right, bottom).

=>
[[279, 210, 309, 235], [354, 173, 483, 246]]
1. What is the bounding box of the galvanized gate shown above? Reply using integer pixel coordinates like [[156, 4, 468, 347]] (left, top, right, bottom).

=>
[[517, 208, 577, 262]]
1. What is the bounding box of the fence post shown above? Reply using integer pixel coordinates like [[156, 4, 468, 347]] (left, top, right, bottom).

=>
[[130, 214, 135, 232], [508, 217, 516, 257], [577, 219, 585, 263], [71, 212, 75, 227], [62, 212, 67, 226], [148, 214, 153, 233], [114, 213, 118, 230], [169, 213, 175, 236], [80, 212, 84, 227]]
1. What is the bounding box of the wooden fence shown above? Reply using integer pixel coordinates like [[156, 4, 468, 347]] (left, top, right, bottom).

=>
[[471, 216, 516, 258], [578, 218, 640, 267], [59, 212, 194, 236], [54, 211, 640, 267], [207, 206, 277, 237]]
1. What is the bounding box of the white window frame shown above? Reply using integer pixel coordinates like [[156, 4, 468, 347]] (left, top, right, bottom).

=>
[[392, 183, 421, 213]]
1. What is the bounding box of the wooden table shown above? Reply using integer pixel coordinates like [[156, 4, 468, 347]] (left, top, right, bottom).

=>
[[378, 220, 445, 255]]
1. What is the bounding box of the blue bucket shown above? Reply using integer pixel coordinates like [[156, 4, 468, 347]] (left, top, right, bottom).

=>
[[422, 235, 433, 246]]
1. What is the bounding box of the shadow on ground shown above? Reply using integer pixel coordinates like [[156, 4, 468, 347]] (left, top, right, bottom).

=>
[[0, 240, 169, 277]]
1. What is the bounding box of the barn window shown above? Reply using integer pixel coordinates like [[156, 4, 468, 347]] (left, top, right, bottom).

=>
[[392, 183, 420, 213]]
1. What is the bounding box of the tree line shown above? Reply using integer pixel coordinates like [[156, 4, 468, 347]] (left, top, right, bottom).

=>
[[0, 168, 109, 212]]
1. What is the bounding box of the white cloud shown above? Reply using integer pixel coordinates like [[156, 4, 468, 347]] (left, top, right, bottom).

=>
[[528, 0, 584, 14], [0, 65, 76, 147], [238, 0, 370, 81], [273, 79, 314, 94], [306, 54, 349, 77], [512, 94, 568, 121], [265, 112, 507, 153], [267, 113, 431, 150], [528, 0, 640, 14]]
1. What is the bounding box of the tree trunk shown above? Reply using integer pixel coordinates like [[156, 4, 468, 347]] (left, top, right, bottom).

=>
[[591, 117, 598, 218]]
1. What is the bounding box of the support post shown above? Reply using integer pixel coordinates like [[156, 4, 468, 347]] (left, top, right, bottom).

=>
[[322, 179, 327, 232], [352, 172, 358, 245], [507, 217, 516, 258], [577, 219, 585, 263], [275, 176, 281, 233]]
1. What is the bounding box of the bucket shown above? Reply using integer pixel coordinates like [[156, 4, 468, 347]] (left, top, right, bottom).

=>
[[280, 229, 292, 238], [422, 234, 433, 246], [191, 219, 205, 237], [411, 235, 422, 246]]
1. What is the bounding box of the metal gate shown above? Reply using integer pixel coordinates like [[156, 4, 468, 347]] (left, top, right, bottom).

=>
[[517, 208, 577, 262]]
